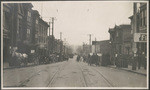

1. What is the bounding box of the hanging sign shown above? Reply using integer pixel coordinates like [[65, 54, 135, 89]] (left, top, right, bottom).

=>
[[134, 33, 147, 42]]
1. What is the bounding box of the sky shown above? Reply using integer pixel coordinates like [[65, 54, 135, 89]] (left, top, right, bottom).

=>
[[32, 1, 133, 46]]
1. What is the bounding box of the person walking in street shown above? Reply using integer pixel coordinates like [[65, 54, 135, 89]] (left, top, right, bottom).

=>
[[95, 53, 99, 66], [76, 55, 80, 62]]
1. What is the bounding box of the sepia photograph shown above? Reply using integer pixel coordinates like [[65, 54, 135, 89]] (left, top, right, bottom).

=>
[[1, 0, 149, 89]]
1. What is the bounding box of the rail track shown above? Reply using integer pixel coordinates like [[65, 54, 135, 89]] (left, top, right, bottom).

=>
[[18, 70, 45, 87], [79, 62, 115, 87], [78, 63, 88, 87], [90, 66, 115, 87], [46, 61, 69, 87], [17, 62, 67, 87]]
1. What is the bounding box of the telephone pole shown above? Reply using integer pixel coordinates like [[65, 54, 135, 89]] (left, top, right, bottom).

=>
[[60, 32, 62, 61], [50, 17, 56, 53], [88, 34, 92, 53], [49, 22, 51, 36], [132, 3, 138, 70], [48, 22, 51, 54], [95, 38, 97, 53]]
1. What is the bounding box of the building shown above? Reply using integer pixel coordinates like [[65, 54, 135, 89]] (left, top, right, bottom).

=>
[[47, 35, 53, 53], [82, 43, 91, 56], [22, 3, 33, 43], [37, 18, 49, 49], [3, 3, 14, 62], [92, 40, 111, 54], [3, 3, 50, 63], [108, 24, 132, 67], [32, 10, 40, 51], [18, 3, 33, 54], [3, 3, 27, 62], [92, 40, 111, 66], [129, 3, 147, 70]]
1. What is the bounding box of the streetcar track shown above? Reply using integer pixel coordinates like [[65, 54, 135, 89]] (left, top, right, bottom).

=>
[[80, 62, 115, 87], [47, 61, 69, 87], [91, 66, 115, 87], [18, 70, 44, 87], [78, 63, 88, 87], [18, 63, 63, 87]]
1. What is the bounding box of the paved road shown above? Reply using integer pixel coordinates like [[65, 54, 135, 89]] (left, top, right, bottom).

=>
[[3, 56, 147, 87]]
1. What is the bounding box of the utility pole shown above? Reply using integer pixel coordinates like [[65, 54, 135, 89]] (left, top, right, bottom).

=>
[[49, 22, 51, 36], [60, 32, 62, 61], [88, 34, 92, 53], [50, 17, 56, 53], [41, 3, 43, 19], [132, 3, 138, 70], [95, 38, 97, 53], [48, 22, 51, 54]]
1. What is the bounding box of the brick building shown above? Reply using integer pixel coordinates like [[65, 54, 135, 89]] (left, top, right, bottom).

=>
[[92, 40, 111, 66], [3, 3, 14, 62], [108, 24, 132, 67], [3, 3, 49, 63], [32, 10, 40, 49], [82, 44, 91, 56], [37, 18, 49, 49], [129, 3, 147, 69]]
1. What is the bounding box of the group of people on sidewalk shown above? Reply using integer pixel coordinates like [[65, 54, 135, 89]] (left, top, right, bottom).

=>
[[6, 48, 70, 68], [76, 53, 100, 66], [114, 53, 147, 70]]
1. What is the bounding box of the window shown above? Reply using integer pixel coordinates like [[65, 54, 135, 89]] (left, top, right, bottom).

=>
[[140, 13, 142, 27], [119, 45, 122, 54], [36, 19, 38, 24], [27, 29, 30, 38], [27, 29, 30, 34], [18, 19, 22, 38], [28, 11, 31, 17], [144, 10, 147, 26], [3, 12, 10, 30], [116, 31, 118, 37], [27, 17, 31, 22]]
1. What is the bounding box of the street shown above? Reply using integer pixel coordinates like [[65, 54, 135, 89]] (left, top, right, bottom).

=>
[[3, 56, 147, 87]]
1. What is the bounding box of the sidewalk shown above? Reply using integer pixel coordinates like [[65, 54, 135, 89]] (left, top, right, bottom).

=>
[[3, 62, 34, 69], [108, 65, 147, 76], [3, 62, 9, 69]]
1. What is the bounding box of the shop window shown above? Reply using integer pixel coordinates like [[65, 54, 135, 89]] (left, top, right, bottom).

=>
[[3, 12, 10, 30]]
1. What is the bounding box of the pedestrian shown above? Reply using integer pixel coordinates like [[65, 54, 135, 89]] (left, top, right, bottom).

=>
[[95, 53, 99, 66], [76, 55, 80, 62]]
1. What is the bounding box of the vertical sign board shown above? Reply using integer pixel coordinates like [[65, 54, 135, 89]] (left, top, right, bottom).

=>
[[134, 33, 147, 42]]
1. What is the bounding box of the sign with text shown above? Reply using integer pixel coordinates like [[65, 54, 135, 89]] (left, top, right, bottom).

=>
[[134, 33, 147, 42], [31, 50, 35, 53]]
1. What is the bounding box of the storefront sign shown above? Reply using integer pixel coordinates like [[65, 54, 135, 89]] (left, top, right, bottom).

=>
[[134, 33, 147, 42], [31, 50, 35, 53]]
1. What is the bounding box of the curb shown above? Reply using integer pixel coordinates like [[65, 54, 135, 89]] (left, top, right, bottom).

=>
[[108, 66, 147, 76], [119, 68, 147, 76]]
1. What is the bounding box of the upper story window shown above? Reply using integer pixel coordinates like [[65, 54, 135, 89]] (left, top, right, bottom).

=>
[[140, 9, 147, 27], [116, 31, 119, 37], [28, 11, 31, 17], [144, 9, 147, 26], [36, 19, 38, 24], [27, 29, 30, 34]]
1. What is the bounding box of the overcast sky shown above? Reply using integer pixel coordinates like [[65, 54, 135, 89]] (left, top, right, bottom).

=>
[[32, 1, 133, 46]]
